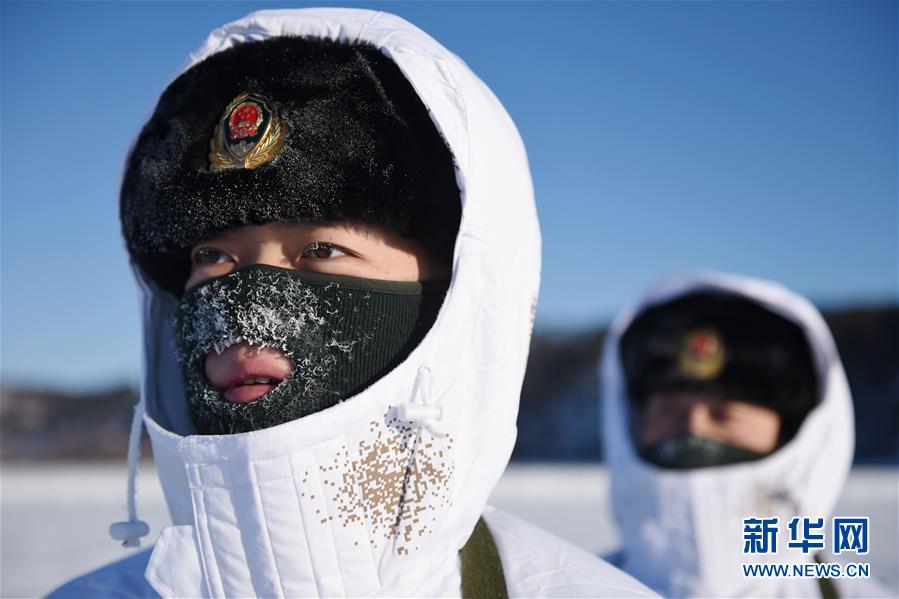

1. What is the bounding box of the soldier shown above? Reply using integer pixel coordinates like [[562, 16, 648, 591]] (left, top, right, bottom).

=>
[[600, 271, 890, 597], [49, 8, 653, 598]]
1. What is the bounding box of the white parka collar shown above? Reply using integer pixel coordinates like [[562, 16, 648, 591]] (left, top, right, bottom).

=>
[[129, 8, 540, 598], [601, 272, 854, 597]]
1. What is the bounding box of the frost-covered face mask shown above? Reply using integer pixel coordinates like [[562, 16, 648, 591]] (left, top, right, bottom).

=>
[[174, 264, 448, 435], [639, 432, 769, 469]]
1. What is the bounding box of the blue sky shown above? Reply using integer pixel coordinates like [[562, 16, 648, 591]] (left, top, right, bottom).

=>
[[1, 1, 896, 389]]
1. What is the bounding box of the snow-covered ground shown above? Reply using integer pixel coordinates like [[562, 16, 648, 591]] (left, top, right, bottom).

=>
[[2, 463, 896, 598]]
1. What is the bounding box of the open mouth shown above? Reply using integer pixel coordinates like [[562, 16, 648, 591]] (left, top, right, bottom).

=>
[[224, 376, 285, 404], [205, 342, 294, 404]]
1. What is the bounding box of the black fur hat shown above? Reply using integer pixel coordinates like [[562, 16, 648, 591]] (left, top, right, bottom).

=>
[[620, 291, 819, 443], [121, 36, 460, 295]]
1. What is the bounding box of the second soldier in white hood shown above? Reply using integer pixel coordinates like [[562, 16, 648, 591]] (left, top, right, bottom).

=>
[[601, 272, 889, 598]]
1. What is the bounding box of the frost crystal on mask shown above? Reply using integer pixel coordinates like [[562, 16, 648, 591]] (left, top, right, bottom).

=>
[[178, 272, 328, 359]]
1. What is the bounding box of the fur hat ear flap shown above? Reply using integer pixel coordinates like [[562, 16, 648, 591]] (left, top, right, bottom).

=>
[[121, 36, 460, 296], [620, 291, 819, 445]]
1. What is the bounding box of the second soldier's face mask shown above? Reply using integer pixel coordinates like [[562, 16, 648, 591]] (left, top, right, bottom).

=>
[[639, 432, 769, 469], [174, 265, 447, 435]]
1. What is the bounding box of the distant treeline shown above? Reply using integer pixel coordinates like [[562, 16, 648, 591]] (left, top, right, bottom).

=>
[[2, 306, 897, 462], [0, 386, 149, 460]]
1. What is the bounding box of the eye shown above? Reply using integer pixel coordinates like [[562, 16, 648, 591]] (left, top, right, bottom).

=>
[[192, 247, 235, 266], [302, 242, 350, 260]]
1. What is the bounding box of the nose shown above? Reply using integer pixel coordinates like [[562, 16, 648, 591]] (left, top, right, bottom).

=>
[[683, 402, 714, 436], [249, 240, 293, 269]]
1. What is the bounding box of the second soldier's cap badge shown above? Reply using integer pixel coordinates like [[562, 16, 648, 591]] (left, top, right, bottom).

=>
[[677, 328, 726, 380], [210, 91, 285, 170]]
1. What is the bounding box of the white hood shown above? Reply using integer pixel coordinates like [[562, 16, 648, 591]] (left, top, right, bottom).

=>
[[131, 9, 540, 597], [601, 272, 855, 597]]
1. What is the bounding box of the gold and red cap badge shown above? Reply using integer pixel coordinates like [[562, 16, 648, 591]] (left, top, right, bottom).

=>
[[677, 327, 726, 380], [210, 92, 285, 170]]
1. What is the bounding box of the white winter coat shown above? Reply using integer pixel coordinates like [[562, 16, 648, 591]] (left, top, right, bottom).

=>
[[49, 8, 654, 598], [601, 272, 890, 598]]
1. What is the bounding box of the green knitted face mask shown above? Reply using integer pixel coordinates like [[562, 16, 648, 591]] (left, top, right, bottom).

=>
[[174, 264, 447, 435], [639, 433, 768, 469]]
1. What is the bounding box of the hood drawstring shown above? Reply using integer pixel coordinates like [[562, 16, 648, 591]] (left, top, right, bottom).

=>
[[398, 366, 444, 436], [108, 396, 150, 547]]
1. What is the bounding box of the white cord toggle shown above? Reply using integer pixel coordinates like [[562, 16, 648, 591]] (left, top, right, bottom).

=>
[[398, 366, 444, 435], [109, 520, 151, 548], [109, 395, 150, 547]]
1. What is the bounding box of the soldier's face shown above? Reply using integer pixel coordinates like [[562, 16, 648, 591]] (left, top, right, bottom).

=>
[[637, 391, 781, 454], [185, 221, 448, 405]]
